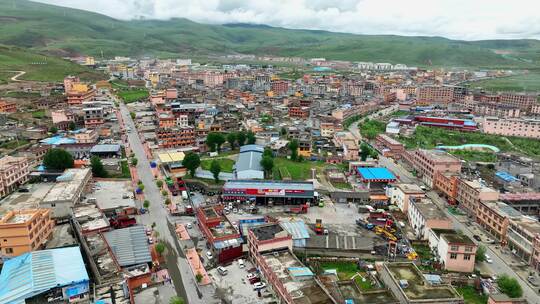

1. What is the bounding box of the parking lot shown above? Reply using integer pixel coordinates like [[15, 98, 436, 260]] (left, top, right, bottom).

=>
[[208, 259, 275, 304]]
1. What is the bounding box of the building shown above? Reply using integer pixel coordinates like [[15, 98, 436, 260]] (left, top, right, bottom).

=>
[[234, 145, 264, 180], [0, 156, 30, 197], [375, 134, 405, 159], [74, 129, 98, 143], [356, 167, 397, 188], [222, 180, 316, 205], [416, 85, 467, 104], [456, 179, 499, 216], [103, 225, 152, 267], [379, 262, 463, 304], [156, 127, 196, 149], [475, 201, 521, 244], [89, 144, 122, 158], [499, 93, 537, 112], [403, 149, 462, 187], [0, 209, 55, 257], [408, 198, 453, 239], [413, 116, 478, 131], [83, 107, 104, 128], [487, 294, 528, 304], [196, 204, 243, 263], [387, 183, 425, 213], [247, 223, 293, 257], [428, 229, 477, 273], [483, 117, 540, 139], [507, 217, 540, 266], [500, 192, 540, 216], [41, 168, 92, 219], [0, 100, 16, 113], [433, 172, 459, 204], [271, 80, 289, 95], [67, 84, 95, 105], [0, 246, 90, 304], [288, 106, 310, 119], [333, 131, 359, 161]]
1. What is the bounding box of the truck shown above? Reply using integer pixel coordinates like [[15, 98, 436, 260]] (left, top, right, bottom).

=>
[[356, 219, 374, 230], [181, 190, 188, 200], [287, 204, 309, 214], [110, 216, 137, 229], [315, 219, 323, 235]]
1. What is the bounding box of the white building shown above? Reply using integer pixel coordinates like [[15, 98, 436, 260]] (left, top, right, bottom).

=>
[[386, 183, 425, 213], [407, 198, 453, 239], [41, 168, 92, 219]]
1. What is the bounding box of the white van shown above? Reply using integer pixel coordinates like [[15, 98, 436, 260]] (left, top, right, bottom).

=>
[[238, 259, 245, 268]]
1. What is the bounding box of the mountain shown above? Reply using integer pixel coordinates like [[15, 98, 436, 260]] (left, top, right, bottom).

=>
[[1, 0, 539, 68]]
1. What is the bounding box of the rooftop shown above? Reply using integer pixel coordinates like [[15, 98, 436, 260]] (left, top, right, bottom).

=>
[[158, 151, 185, 164], [357, 167, 397, 181], [395, 183, 424, 194], [251, 223, 286, 241], [411, 198, 448, 220], [42, 168, 91, 203], [441, 233, 475, 245], [90, 144, 121, 153], [91, 180, 135, 211], [419, 149, 461, 163], [236, 144, 263, 173], [103, 225, 152, 267], [224, 180, 314, 191]]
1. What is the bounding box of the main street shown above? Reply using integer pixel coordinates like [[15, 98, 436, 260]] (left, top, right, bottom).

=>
[[119, 103, 217, 304]]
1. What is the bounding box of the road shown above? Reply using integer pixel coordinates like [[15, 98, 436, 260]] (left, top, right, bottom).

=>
[[348, 104, 399, 140], [119, 103, 216, 304], [9, 70, 25, 81]]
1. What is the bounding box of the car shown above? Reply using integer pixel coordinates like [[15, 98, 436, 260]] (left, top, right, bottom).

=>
[[485, 254, 493, 263], [217, 266, 228, 276], [253, 282, 266, 290], [473, 235, 482, 242], [249, 276, 261, 284], [485, 238, 495, 244], [233, 208, 238, 213], [147, 237, 154, 244], [18, 188, 29, 193], [247, 273, 257, 280], [238, 259, 245, 268], [186, 223, 193, 229], [528, 276, 539, 286], [206, 251, 213, 260]]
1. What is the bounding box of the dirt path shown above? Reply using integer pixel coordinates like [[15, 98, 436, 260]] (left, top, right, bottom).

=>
[[9, 70, 25, 81]]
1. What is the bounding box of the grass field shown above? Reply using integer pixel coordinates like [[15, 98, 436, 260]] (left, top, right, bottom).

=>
[[456, 286, 487, 304], [272, 158, 330, 180], [0, 46, 104, 82], [398, 126, 540, 158], [449, 150, 497, 162], [200, 158, 235, 173], [31, 110, 46, 119], [319, 261, 373, 291], [332, 182, 352, 190], [360, 119, 387, 139], [467, 71, 540, 92], [0, 139, 29, 150], [117, 89, 149, 103]]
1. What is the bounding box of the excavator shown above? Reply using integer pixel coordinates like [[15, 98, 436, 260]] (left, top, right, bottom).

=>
[[374, 226, 398, 242]]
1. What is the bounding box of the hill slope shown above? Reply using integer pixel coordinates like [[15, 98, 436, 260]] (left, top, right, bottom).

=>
[[0, 0, 539, 68]]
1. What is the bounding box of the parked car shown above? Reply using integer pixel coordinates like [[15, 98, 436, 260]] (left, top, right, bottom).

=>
[[186, 223, 193, 229], [253, 282, 266, 290], [473, 235, 482, 242], [217, 266, 228, 276], [238, 259, 245, 268], [528, 276, 539, 286], [485, 238, 495, 244], [18, 188, 29, 193], [147, 237, 154, 244], [249, 276, 261, 284], [206, 251, 213, 260], [247, 273, 257, 280], [485, 254, 493, 263]]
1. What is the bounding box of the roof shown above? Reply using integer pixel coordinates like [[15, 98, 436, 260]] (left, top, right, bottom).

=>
[[288, 267, 314, 277], [251, 223, 285, 241], [495, 171, 519, 182], [40, 136, 76, 145], [441, 233, 475, 245], [103, 225, 152, 267], [236, 145, 263, 174], [224, 180, 314, 192], [90, 144, 121, 153], [0, 247, 89, 304], [500, 192, 540, 201], [357, 167, 396, 181], [158, 151, 185, 164], [280, 220, 310, 240]]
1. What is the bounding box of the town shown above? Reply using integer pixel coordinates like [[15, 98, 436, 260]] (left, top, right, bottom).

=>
[[0, 52, 539, 304]]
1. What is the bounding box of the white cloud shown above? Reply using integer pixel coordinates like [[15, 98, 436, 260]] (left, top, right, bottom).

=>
[[34, 0, 540, 40]]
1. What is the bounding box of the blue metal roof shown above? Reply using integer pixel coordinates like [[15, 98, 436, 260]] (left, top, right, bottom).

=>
[[495, 171, 519, 182], [40, 136, 76, 145], [280, 220, 310, 240], [288, 267, 314, 277], [357, 167, 396, 181], [103, 225, 152, 267], [0, 247, 89, 304]]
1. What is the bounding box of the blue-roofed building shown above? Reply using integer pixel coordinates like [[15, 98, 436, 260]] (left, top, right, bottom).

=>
[[280, 220, 310, 247], [234, 145, 264, 180], [0, 246, 89, 304], [40, 135, 76, 146], [357, 167, 397, 183]]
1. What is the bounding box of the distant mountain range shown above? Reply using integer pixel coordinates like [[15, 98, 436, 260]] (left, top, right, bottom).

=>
[[1, 0, 540, 68]]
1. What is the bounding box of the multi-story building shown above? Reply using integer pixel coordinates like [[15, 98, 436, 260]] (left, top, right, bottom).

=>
[[271, 80, 289, 95], [499, 93, 537, 111], [483, 117, 540, 139], [41, 168, 92, 219], [433, 172, 459, 204], [67, 84, 96, 105], [247, 223, 292, 258], [0, 100, 16, 113], [507, 217, 540, 266], [158, 113, 176, 128], [416, 85, 467, 104], [375, 134, 405, 159], [387, 183, 425, 213], [333, 131, 359, 161], [83, 107, 104, 128], [288, 106, 310, 119], [320, 122, 337, 138], [63, 75, 80, 93], [408, 197, 453, 239], [476, 201, 521, 244], [456, 179, 499, 216], [0, 156, 30, 197], [74, 129, 98, 143], [428, 229, 477, 273], [0, 209, 55, 257], [156, 127, 196, 149], [403, 149, 462, 187]]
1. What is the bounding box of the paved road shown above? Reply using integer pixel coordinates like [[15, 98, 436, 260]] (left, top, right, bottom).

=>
[[119, 104, 217, 304]]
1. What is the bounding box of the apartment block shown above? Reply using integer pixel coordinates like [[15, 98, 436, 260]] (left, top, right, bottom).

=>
[[156, 127, 196, 149], [333, 131, 359, 161], [476, 201, 521, 244], [271, 80, 289, 95], [83, 107, 105, 128], [247, 223, 292, 258], [408, 198, 453, 239], [433, 172, 459, 204], [387, 183, 425, 213], [499, 93, 536, 111], [403, 149, 462, 187], [456, 179, 499, 216], [483, 117, 540, 139], [375, 134, 405, 159], [507, 217, 540, 266], [428, 229, 477, 273], [0, 100, 16, 113], [0, 209, 55, 257], [0, 156, 30, 197], [416, 85, 467, 104], [288, 106, 310, 119]]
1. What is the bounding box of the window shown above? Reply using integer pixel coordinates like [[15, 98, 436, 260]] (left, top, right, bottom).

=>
[[51, 203, 56, 207], [463, 254, 471, 260], [465, 246, 473, 252], [5, 248, 13, 254], [450, 253, 457, 259], [450, 245, 459, 251]]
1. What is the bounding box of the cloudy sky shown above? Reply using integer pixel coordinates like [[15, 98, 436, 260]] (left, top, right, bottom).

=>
[[36, 0, 540, 40]]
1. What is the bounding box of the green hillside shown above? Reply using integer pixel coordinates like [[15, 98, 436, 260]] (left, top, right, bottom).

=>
[[0, 45, 105, 82], [0, 0, 539, 68]]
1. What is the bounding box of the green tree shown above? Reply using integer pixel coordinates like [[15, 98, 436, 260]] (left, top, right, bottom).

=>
[[156, 180, 164, 188], [360, 143, 372, 161], [162, 190, 168, 196], [43, 148, 74, 171], [68, 121, 76, 131], [138, 184, 145, 192], [280, 127, 287, 136], [288, 139, 299, 161], [263, 147, 273, 158], [236, 131, 247, 146], [155, 242, 165, 255], [143, 200, 150, 209], [260, 156, 274, 178], [210, 160, 221, 183], [90, 156, 108, 177], [227, 132, 236, 149], [130, 112, 136, 119], [497, 275, 523, 298], [131, 157, 138, 166], [476, 245, 487, 262], [49, 126, 58, 134], [182, 152, 200, 177], [247, 131, 256, 144], [169, 296, 185, 304], [195, 272, 203, 283], [206, 132, 226, 152], [165, 198, 171, 205]]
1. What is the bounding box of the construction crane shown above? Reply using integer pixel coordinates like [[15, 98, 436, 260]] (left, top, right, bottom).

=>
[[374, 226, 398, 242]]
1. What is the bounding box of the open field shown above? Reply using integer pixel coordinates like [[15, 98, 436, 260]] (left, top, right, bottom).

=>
[[456, 286, 487, 304], [200, 158, 235, 173], [466, 71, 540, 92], [272, 158, 330, 180], [116, 89, 149, 103]]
